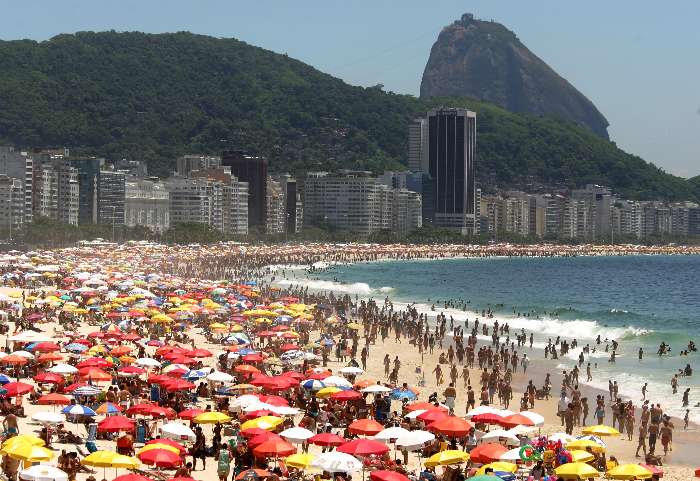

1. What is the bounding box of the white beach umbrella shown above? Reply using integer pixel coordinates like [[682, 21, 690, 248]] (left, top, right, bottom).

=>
[[161, 422, 196, 441], [269, 405, 300, 416], [207, 371, 234, 383], [361, 385, 392, 393], [339, 366, 364, 375], [507, 425, 536, 436], [480, 429, 520, 445], [19, 465, 68, 481], [279, 427, 314, 442], [395, 430, 435, 449], [243, 402, 274, 413], [404, 409, 428, 419], [322, 375, 353, 388], [466, 405, 501, 418], [135, 357, 162, 368], [499, 447, 524, 462], [518, 411, 545, 426], [11, 350, 35, 359], [48, 364, 79, 375], [232, 395, 262, 408], [548, 432, 576, 444], [32, 411, 66, 424], [311, 452, 363, 473], [72, 386, 102, 396], [374, 426, 410, 441]]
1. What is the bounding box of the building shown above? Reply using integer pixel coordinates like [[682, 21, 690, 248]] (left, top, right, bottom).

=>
[[176, 155, 221, 177], [303, 171, 421, 235], [70, 158, 103, 224], [221, 151, 267, 228], [32, 156, 79, 225], [422, 108, 477, 234], [165, 171, 248, 235], [407, 118, 427, 172], [266, 178, 286, 235], [572, 185, 615, 241], [0, 146, 34, 224], [274, 174, 303, 234], [98, 169, 127, 226], [125, 177, 170, 232], [0, 175, 25, 235]]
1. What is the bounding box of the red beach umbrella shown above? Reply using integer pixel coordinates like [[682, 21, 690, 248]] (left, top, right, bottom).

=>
[[249, 432, 283, 448], [308, 432, 346, 447], [370, 471, 410, 481], [33, 342, 61, 352], [114, 474, 154, 481], [33, 373, 64, 384], [337, 439, 389, 456], [138, 448, 182, 468], [330, 390, 363, 402], [417, 409, 449, 423], [428, 416, 473, 437], [405, 402, 447, 412], [97, 415, 135, 432], [3, 382, 34, 397], [469, 443, 509, 464], [253, 438, 296, 458], [471, 412, 505, 425], [146, 438, 187, 454], [499, 413, 535, 428], [235, 469, 271, 481], [178, 408, 206, 420], [37, 393, 71, 405], [348, 418, 384, 436]]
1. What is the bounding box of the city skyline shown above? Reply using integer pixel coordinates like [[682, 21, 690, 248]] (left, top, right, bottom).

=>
[[1, 1, 699, 178]]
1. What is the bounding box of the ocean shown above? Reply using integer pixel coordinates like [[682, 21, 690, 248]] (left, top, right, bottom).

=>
[[275, 255, 700, 422]]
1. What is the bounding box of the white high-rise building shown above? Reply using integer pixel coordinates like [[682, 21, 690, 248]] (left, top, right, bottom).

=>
[[0, 146, 33, 224], [0, 175, 25, 235], [125, 178, 170, 232]]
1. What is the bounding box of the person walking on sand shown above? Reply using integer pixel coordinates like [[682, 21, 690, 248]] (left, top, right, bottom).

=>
[[384, 354, 390, 378], [635, 423, 647, 458], [642, 383, 648, 400], [433, 364, 443, 385], [660, 421, 673, 456]]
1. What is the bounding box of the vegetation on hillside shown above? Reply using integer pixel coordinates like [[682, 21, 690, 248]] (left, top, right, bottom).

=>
[[0, 31, 694, 200]]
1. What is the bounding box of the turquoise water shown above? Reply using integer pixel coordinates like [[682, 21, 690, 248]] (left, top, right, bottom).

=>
[[295, 255, 700, 420]]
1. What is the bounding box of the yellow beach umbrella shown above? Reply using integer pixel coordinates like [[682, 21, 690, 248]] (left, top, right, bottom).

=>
[[193, 411, 232, 424], [82, 451, 139, 468], [425, 450, 470, 467], [554, 462, 599, 479], [316, 386, 341, 398], [607, 464, 653, 480], [137, 443, 181, 455], [241, 415, 283, 431], [581, 425, 620, 436], [476, 462, 517, 475], [210, 323, 227, 330], [569, 450, 595, 463], [0, 435, 45, 454], [566, 439, 605, 452], [347, 323, 363, 330], [5, 444, 54, 462], [285, 453, 315, 469]]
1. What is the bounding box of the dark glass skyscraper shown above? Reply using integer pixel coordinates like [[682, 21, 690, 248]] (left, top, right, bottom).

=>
[[221, 150, 267, 228], [422, 108, 477, 234]]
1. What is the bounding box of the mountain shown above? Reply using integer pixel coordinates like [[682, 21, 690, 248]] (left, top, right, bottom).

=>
[[420, 14, 610, 139], [690, 176, 700, 200], [0, 31, 694, 200]]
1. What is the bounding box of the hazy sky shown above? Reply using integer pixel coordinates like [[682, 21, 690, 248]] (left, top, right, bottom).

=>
[[2, 0, 699, 177]]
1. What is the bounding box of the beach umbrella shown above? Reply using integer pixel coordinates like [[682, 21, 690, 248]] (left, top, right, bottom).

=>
[[5, 444, 54, 462], [607, 464, 653, 480], [0, 374, 11, 385], [62, 404, 97, 416], [71, 385, 102, 396], [395, 430, 435, 450], [37, 393, 71, 405], [639, 465, 663, 478], [582, 424, 621, 436], [235, 469, 272, 481], [330, 390, 363, 402], [253, 438, 296, 458], [476, 462, 517, 475], [427, 416, 473, 437], [193, 411, 232, 424], [316, 386, 341, 398], [113, 475, 154, 481], [470, 412, 505, 425], [98, 415, 135, 432], [466, 405, 501, 418], [18, 465, 68, 481], [300, 379, 325, 390], [1, 354, 29, 366], [207, 371, 235, 382], [82, 451, 139, 472], [425, 450, 470, 467], [515, 411, 545, 426], [339, 366, 364, 375], [162, 379, 196, 392], [37, 352, 64, 363], [322, 375, 353, 388], [4, 382, 34, 397], [241, 415, 283, 431], [160, 423, 196, 441], [311, 451, 363, 473], [548, 432, 576, 444], [136, 358, 161, 367], [33, 342, 61, 352], [576, 435, 608, 446], [480, 429, 520, 445], [390, 388, 417, 401], [138, 448, 182, 468], [361, 384, 392, 393], [370, 471, 410, 481], [177, 408, 206, 420], [96, 402, 122, 415], [554, 462, 599, 479], [348, 418, 384, 435], [569, 450, 595, 463], [374, 426, 410, 441], [417, 409, 449, 423], [499, 413, 536, 428], [279, 427, 314, 442], [248, 432, 283, 449], [337, 439, 389, 456], [469, 443, 509, 464], [499, 447, 525, 462], [285, 453, 315, 470], [31, 411, 66, 424], [567, 439, 606, 453], [0, 435, 45, 454], [48, 363, 79, 375], [64, 343, 89, 353], [309, 432, 347, 447], [406, 401, 446, 412]]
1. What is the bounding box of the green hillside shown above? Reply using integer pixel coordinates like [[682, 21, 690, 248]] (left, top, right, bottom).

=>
[[0, 31, 694, 200]]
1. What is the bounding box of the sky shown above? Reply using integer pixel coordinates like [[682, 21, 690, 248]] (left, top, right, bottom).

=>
[[2, 0, 699, 178]]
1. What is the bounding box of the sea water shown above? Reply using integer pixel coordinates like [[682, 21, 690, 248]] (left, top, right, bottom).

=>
[[277, 255, 700, 422]]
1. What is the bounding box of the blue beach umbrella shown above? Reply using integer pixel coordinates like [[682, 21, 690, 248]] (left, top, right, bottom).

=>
[[0, 374, 11, 385], [65, 343, 89, 353], [301, 379, 326, 390], [390, 388, 417, 401], [62, 404, 97, 416], [183, 369, 207, 380]]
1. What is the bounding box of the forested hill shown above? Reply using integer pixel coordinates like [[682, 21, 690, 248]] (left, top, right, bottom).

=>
[[0, 31, 694, 200]]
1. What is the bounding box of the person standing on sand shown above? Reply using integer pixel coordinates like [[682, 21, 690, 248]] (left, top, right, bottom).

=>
[[581, 397, 589, 426], [383, 354, 390, 378], [586, 363, 592, 381], [635, 423, 648, 458], [648, 421, 659, 455], [659, 421, 673, 455], [642, 383, 648, 400], [466, 385, 475, 411], [461, 365, 470, 388], [443, 383, 457, 415], [433, 364, 443, 385]]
